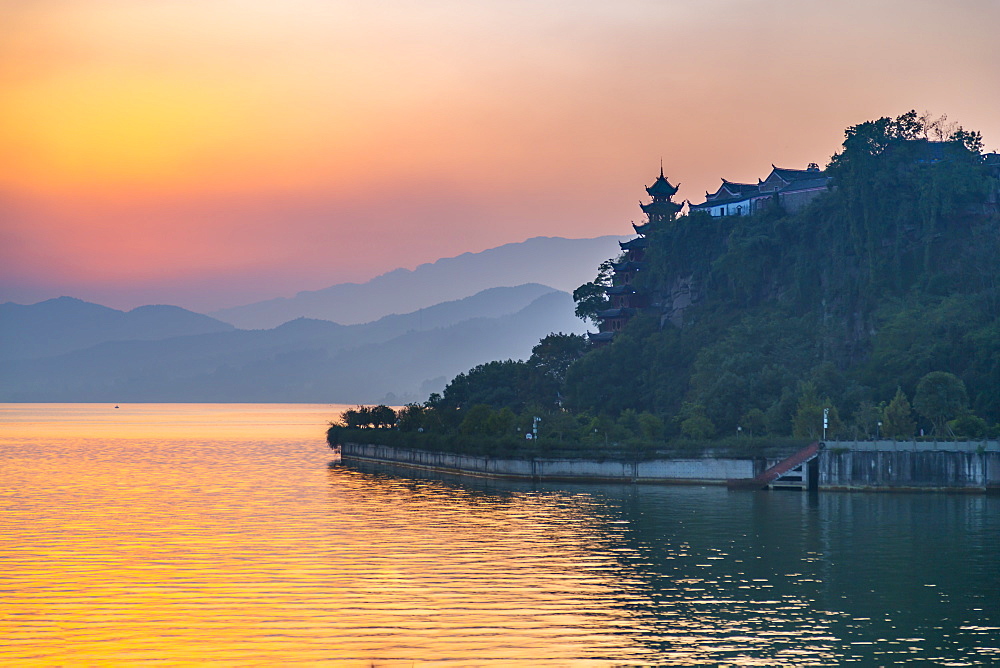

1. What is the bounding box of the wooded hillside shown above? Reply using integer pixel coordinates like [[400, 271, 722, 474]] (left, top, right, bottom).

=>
[[565, 112, 999, 439], [333, 113, 999, 449]]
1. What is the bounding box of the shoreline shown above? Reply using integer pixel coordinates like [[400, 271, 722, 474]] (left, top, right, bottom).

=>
[[338, 440, 1000, 493]]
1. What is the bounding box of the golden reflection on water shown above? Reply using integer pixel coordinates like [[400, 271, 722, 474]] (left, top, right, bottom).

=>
[[1, 404, 998, 665], [1, 404, 652, 665]]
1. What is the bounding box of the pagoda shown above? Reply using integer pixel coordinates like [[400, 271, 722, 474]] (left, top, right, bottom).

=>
[[590, 166, 681, 345]]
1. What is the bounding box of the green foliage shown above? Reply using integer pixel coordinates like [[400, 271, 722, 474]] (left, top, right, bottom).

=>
[[688, 310, 819, 433], [848, 400, 882, 440], [441, 360, 532, 411], [948, 413, 988, 439], [460, 404, 495, 436], [678, 403, 716, 440], [529, 333, 588, 384], [336, 404, 396, 429], [564, 313, 693, 417], [913, 371, 968, 435], [439, 333, 588, 417], [637, 412, 665, 440], [572, 259, 614, 324], [740, 408, 766, 437], [791, 384, 842, 439], [882, 388, 916, 439]]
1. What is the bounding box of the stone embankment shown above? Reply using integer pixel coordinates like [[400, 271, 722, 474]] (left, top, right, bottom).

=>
[[340, 442, 758, 484], [339, 440, 1000, 493], [820, 439, 1000, 492]]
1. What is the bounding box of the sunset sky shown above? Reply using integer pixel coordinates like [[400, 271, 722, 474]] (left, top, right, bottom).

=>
[[2, 0, 998, 312]]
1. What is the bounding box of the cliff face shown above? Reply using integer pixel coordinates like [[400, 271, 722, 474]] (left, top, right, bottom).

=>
[[658, 273, 696, 328]]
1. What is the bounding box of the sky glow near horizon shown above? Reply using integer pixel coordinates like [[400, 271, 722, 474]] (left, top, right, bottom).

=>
[[2, 0, 998, 312]]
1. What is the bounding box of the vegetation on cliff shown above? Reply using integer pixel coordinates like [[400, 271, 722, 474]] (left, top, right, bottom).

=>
[[331, 112, 1000, 453]]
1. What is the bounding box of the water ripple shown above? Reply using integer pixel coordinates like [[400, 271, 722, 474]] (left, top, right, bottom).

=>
[[1, 404, 998, 665]]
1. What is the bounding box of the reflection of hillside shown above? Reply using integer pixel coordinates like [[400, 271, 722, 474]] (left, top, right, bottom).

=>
[[331, 460, 1000, 664]]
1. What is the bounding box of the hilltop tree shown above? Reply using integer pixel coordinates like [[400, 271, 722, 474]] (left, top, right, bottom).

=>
[[913, 371, 968, 436], [529, 333, 587, 384]]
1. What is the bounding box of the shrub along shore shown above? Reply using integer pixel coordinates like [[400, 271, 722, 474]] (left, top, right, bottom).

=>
[[326, 403, 809, 461]]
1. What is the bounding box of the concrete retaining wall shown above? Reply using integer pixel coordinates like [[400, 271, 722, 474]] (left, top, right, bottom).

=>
[[819, 446, 1000, 492], [340, 443, 756, 485], [340, 441, 1000, 492]]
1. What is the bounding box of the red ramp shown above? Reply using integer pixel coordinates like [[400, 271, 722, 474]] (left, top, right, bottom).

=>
[[727, 441, 822, 490]]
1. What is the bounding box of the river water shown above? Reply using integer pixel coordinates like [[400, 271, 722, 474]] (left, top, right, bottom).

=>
[[2, 404, 998, 666]]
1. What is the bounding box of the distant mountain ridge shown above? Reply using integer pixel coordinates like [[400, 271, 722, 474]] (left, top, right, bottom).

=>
[[0, 235, 618, 401], [209, 235, 625, 328], [1, 284, 559, 364], [0, 297, 235, 361], [1, 287, 584, 403]]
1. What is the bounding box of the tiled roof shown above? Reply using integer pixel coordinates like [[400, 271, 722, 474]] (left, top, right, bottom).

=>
[[597, 308, 635, 319], [612, 260, 645, 272], [619, 237, 648, 251], [778, 176, 830, 193], [770, 165, 825, 181], [692, 193, 757, 208], [719, 180, 759, 196], [700, 180, 760, 206]]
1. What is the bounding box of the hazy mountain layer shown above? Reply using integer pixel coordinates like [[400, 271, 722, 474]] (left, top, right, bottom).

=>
[[209, 235, 625, 328], [0, 298, 235, 361], [1, 287, 584, 403]]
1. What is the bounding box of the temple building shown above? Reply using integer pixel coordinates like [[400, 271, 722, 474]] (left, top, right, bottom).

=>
[[589, 167, 681, 345], [689, 163, 829, 217]]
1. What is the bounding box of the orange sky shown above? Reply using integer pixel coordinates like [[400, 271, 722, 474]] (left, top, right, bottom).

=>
[[2, 0, 998, 311]]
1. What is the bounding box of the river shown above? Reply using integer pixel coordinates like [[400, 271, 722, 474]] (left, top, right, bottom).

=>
[[2, 404, 998, 665]]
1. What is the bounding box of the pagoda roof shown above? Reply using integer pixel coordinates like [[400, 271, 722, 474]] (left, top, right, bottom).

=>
[[619, 237, 648, 251], [640, 200, 683, 215], [633, 221, 653, 235], [597, 307, 635, 319], [588, 331, 616, 343], [605, 284, 636, 295], [612, 260, 645, 272], [646, 171, 679, 197]]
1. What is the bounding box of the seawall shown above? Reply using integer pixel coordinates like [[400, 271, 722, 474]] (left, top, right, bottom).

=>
[[821, 439, 1000, 492], [340, 442, 759, 485], [340, 440, 1000, 493]]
